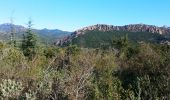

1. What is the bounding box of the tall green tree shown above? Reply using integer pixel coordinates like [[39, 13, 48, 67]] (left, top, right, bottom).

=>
[[21, 20, 37, 60]]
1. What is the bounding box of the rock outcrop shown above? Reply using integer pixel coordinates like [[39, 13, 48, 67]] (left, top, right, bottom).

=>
[[75, 24, 170, 35], [57, 24, 170, 46]]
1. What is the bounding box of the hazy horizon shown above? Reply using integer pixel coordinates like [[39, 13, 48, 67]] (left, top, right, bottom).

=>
[[0, 0, 170, 31]]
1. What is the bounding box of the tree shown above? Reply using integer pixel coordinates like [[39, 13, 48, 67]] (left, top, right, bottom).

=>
[[9, 16, 16, 47], [21, 20, 37, 60]]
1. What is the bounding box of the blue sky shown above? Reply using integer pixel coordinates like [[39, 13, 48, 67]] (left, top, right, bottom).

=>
[[0, 0, 170, 31]]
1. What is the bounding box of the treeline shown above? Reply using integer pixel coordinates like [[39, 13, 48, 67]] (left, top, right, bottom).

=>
[[0, 22, 170, 100]]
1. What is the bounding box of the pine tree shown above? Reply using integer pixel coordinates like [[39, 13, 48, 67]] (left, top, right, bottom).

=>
[[21, 20, 37, 60], [9, 17, 16, 47]]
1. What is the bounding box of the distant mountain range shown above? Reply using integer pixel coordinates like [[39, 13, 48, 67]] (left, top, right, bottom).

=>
[[57, 24, 170, 47], [0, 23, 71, 44], [1, 23, 170, 47]]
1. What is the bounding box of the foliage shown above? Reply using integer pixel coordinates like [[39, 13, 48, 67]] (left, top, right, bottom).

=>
[[0, 33, 170, 99], [71, 30, 167, 48], [0, 79, 23, 99], [21, 20, 37, 60], [25, 90, 37, 100], [44, 46, 60, 58]]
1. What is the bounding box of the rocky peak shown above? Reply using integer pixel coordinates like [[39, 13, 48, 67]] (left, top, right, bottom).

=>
[[74, 24, 170, 36], [56, 24, 170, 46]]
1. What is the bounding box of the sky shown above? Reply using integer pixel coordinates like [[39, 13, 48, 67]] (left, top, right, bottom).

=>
[[0, 0, 170, 31]]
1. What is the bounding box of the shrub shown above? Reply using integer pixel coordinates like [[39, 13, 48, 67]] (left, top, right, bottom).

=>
[[0, 79, 23, 99]]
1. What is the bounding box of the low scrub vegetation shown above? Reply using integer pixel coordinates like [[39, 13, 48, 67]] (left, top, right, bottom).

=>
[[0, 22, 170, 100]]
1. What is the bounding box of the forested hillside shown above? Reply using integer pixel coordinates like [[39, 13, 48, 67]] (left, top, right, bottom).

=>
[[58, 24, 170, 48], [71, 30, 168, 48]]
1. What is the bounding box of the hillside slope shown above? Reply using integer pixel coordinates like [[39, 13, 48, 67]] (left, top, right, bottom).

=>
[[71, 30, 168, 48], [58, 24, 170, 48]]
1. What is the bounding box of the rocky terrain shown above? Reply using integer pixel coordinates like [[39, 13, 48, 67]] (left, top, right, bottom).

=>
[[75, 24, 170, 35], [1, 23, 170, 45], [57, 24, 170, 46]]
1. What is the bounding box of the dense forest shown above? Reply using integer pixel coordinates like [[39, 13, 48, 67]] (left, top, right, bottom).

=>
[[0, 21, 170, 100]]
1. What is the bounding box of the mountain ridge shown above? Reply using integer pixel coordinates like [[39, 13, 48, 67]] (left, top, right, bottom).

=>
[[57, 24, 170, 46], [75, 24, 170, 35], [0, 23, 71, 43]]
